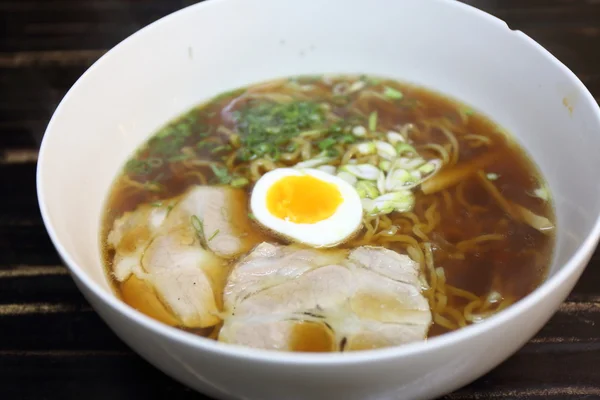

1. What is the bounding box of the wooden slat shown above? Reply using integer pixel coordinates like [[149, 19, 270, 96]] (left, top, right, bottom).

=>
[[0, 0, 598, 399], [0, 352, 202, 400]]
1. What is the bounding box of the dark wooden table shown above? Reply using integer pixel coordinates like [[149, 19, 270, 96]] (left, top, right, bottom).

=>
[[1, 1, 599, 399]]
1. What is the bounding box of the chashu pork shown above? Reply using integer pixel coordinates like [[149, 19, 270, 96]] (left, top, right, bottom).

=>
[[219, 243, 432, 352], [106, 185, 265, 328]]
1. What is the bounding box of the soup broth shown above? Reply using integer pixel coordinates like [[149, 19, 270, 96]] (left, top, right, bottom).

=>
[[102, 75, 554, 349]]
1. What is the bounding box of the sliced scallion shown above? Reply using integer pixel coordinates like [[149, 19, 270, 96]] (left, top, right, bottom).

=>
[[352, 125, 367, 137], [368, 111, 378, 132], [356, 181, 380, 199], [374, 141, 397, 160], [230, 176, 249, 188], [356, 142, 376, 155], [208, 229, 220, 242], [383, 86, 404, 100], [339, 164, 380, 180]]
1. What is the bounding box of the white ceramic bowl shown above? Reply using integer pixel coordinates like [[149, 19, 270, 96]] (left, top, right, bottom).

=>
[[36, 0, 600, 399]]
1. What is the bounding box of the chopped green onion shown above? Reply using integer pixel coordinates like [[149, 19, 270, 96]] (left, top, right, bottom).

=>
[[393, 157, 426, 171], [150, 201, 163, 207], [325, 148, 339, 157], [317, 165, 336, 175], [379, 160, 392, 172], [285, 143, 298, 152], [236, 147, 253, 161], [464, 109, 474, 116], [295, 156, 332, 168], [339, 164, 380, 180], [377, 171, 386, 194], [386, 131, 405, 144], [383, 86, 404, 100], [190, 215, 205, 238], [255, 142, 274, 155], [348, 80, 367, 93], [356, 142, 376, 155], [329, 123, 342, 133], [210, 163, 232, 184], [365, 76, 381, 85], [395, 142, 417, 155], [336, 171, 358, 186], [248, 212, 256, 220], [419, 162, 437, 174], [352, 126, 367, 137], [230, 176, 249, 188], [356, 181, 380, 199], [363, 190, 415, 216], [318, 137, 337, 150], [374, 141, 397, 160], [385, 169, 419, 191], [208, 229, 220, 242], [338, 134, 356, 144], [368, 111, 378, 132]]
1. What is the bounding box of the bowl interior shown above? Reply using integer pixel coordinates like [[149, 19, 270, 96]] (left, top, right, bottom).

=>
[[39, 0, 600, 325]]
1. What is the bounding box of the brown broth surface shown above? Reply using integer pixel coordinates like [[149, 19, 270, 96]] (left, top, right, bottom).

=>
[[102, 75, 555, 340]]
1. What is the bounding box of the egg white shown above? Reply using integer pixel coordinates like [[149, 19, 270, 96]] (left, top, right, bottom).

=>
[[250, 168, 363, 247]]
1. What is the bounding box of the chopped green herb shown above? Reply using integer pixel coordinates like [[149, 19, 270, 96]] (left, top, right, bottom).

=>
[[255, 142, 274, 156], [383, 86, 404, 100], [190, 215, 205, 238], [167, 205, 174, 212], [248, 212, 256, 220], [234, 100, 325, 159], [318, 137, 337, 150], [236, 147, 253, 161], [285, 143, 298, 152], [208, 229, 220, 242], [150, 201, 163, 207], [125, 159, 153, 176], [368, 111, 378, 132], [329, 123, 343, 133], [210, 163, 232, 184], [326, 148, 339, 157], [464, 109, 474, 116], [338, 134, 357, 144], [361, 75, 381, 85]]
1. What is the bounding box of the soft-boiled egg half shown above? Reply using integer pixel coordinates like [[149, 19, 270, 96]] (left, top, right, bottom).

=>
[[250, 168, 363, 247]]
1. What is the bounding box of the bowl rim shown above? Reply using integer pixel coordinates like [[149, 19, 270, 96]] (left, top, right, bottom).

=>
[[37, 0, 600, 365]]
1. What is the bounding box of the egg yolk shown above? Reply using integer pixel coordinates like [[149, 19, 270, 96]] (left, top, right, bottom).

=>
[[266, 175, 343, 224]]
